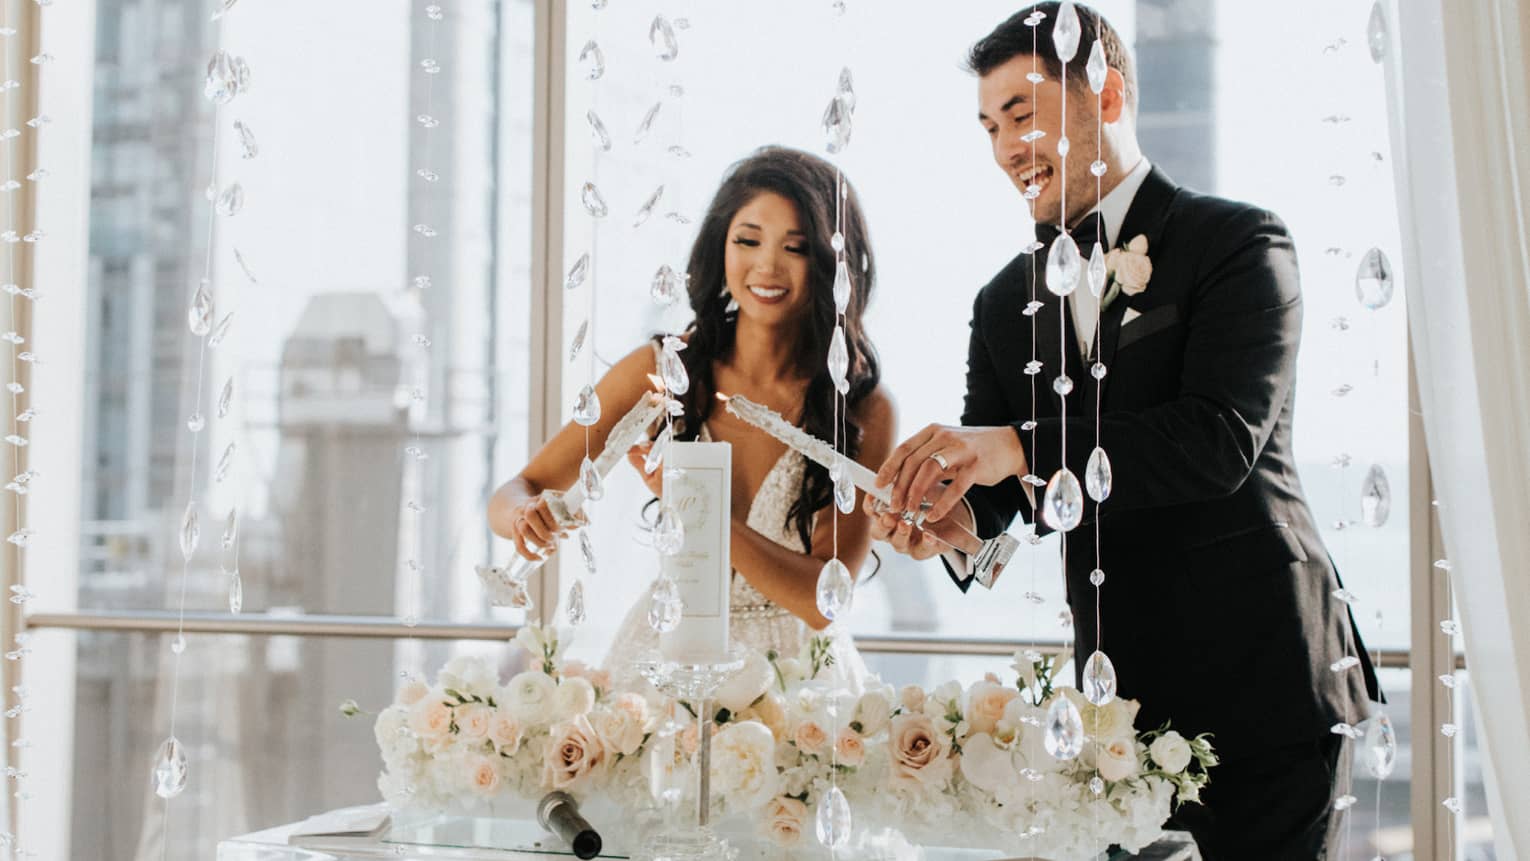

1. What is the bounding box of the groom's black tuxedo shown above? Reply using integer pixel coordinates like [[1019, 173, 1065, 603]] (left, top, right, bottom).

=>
[[953, 167, 1380, 855]]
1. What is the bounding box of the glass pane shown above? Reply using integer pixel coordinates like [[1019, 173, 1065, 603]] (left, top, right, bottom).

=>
[[75, 0, 534, 620], [23, 628, 526, 859]]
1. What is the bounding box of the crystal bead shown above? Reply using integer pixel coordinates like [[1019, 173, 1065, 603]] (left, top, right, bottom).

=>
[[1438, 673, 1457, 689], [1443, 797, 1462, 814], [412, 223, 437, 238], [1045, 233, 1081, 296], [645, 425, 671, 475], [1090, 159, 1108, 177], [634, 102, 663, 145], [569, 320, 589, 363], [832, 466, 855, 515], [815, 785, 852, 848], [152, 737, 189, 799], [1321, 113, 1352, 125], [223, 508, 238, 548], [650, 263, 683, 307], [822, 91, 853, 154], [1440, 722, 1458, 738], [579, 456, 604, 502], [1333, 794, 1357, 811], [1085, 446, 1112, 502], [1087, 242, 1107, 297], [217, 378, 234, 419], [566, 579, 587, 626], [565, 252, 590, 291], [188, 280, 214, 336], [1021, 474, 1046, 487], [1331, 453, 1352, 469], [1433, 559, 1453, 572], [1023, 591, 1044, 605], [416, 168, 439, 183], [1366, 1, 1387, 63], [180, 502, 200, 561], [577, 40, 605, 80], [1026, 71, 1044, 84], [1330, 655, 1360, 672], [836, 66, 856, 113], [654, 506, 685, 556], [1331, 316, 1351, 331], [828, 326, 850, 394], [216, 183, 245, 216], [1360, 463, 1391, 527], [1, 435, 23, 447], [215, 442, 236, 483], [207, 312, 234, 349], [1091, 362, 1107, 380], [1023, 300, 1044, 316], [815, 558, 854, 622], [833, 259, 852, 313], [659, 344, 690, 395], [1057, 137, 1071, 158], [1021, 130, 1046, 145], [1024, 360, 1043, 376], [580, 530, 597, 575], [1053, 375, 1073, 396], [205, 50, 238, 104], [1332, 588, 1358, 604], [170, 634, 186, 655], [572, 385, 601, 426], [649, 577, 683, 632], [234, 248, 258, 284], [425, 3, 443, 20], [234, 120, 258, 159], [831, 231, 845, 253], [1089, 775, 1105, 795], [1355, 247, 1394, 310], [419, 58, 441, 75], [580, 181, 608, 218], [1042, 469, 1083, 532], [187, 412, 205, 433], [1082, 650, 1117, 706], [6, 585, 31, 603], [1051, 0, 1081, 61], [1331, 384, 1353, 397], [633, 185, 664, 228], [1440, 620, 1460, 636], [1331, 722, 1362, 740], [1021, 420, 1039, 431], [1329, 175, 1347, 187], [647, 15, 679, 61], [1089, 568, 1104, 587], [586, 110, 611, 152], [1360, 713, 1396, 779], [1044, 695, 1084, 760], [1085, 39, 1108, 93]]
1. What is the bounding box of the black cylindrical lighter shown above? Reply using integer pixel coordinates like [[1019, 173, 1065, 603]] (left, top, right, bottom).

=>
[[537, 791, 602, 860]]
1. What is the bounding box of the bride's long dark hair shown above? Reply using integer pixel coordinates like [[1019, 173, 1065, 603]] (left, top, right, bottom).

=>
[[665, 146, 879, 551]]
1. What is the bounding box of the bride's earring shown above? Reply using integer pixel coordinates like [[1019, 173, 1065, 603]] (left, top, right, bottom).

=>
[[721, 282, 739, 314]]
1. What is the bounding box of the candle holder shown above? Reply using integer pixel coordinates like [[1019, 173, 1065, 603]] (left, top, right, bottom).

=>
[[631, 645, 749, 861]]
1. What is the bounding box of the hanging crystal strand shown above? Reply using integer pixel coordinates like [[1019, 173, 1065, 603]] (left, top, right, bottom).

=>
[[0, 1, 51, 843], [398, 0, 447, 631]]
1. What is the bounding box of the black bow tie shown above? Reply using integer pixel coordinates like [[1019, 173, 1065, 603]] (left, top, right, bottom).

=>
[[1035, 211, 1106, 257]]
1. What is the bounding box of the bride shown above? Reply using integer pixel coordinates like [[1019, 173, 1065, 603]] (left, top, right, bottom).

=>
[[488, 146, 892, 692]]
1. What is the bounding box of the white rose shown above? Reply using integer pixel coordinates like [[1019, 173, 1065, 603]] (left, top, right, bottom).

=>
[[554, 677, 596, 719], [439, 655, 497, 695], [852, 690, 893, 736], [958, 732, 1015, 794], [506, 670, 559, 722], [710, 721, 781, 810], [965, 681, 1019, 737], [1149, 731, 1193, 775], [455, 703, 493, 742], [717, 651, 774, 713], [465, 753, 502, 796], [1097, 736, 1140, 782], [760, 796, 808, 846], [899, 685, 926, 713]]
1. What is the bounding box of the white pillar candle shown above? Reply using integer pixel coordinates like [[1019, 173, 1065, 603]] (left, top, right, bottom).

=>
[[660, 441, 732, 663]]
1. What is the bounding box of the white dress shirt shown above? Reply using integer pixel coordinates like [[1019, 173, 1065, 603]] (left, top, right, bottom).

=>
[[1069, 157, 1152, 358]]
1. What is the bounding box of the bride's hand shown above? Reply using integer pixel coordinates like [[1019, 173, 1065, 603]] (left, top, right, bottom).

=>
[[627, 444, 664, 498], [864, 492, 945, 561], [505, 495, 564, 561]]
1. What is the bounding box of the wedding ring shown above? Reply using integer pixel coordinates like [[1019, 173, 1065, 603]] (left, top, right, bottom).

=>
[[929, 451, 951, 471]]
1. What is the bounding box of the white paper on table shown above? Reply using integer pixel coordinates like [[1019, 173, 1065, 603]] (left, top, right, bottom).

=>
[[660, 441, 732, 662]]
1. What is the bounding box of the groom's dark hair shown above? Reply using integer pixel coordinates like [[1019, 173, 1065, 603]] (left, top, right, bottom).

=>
[[966, 2, 1137, 115]]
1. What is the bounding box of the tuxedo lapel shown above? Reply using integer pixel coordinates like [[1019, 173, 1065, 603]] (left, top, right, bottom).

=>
[[1097, 167, 1180, 377]]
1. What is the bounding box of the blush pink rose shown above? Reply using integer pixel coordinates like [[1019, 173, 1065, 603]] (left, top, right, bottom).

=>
[[966, 683, 1019, 737], [835, 727, 866, 767], [794, 720, 829, 757], [761, 796, 808, 846], [888, 713, 953, 788], [541, 714, 607, 791]]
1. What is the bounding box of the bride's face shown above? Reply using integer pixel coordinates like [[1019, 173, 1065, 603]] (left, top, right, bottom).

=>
[[724, 191, 813, 327]]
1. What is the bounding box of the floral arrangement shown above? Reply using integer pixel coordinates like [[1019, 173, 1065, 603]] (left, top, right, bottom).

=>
[[364, 626, 1215, 857]]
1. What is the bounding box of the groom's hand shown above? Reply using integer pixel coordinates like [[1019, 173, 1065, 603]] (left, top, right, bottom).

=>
[[875, 424, 1027, 523]]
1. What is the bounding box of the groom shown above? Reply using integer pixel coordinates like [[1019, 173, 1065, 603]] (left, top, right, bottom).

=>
[[868, 4, 1380, 859]]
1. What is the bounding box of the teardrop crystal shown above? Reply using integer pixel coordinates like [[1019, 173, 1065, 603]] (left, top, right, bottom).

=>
[[1366, 1, 1387, 63], [215, 183, 245, 216], [565, 252, 590, 291], [222, 507, 238, 548], [1355, 247, 1394, 309], [579, 529, 597, 575], [832, 462, 855, 514], [214, 442, 236, 483], [1360, 463, 1391, 527], [1044, 695, 1085, 760], [659, 345, 690, 396], [188, 280, 214, 336], [1360, 713, 1397, 779], [633, 185, 664, 228], [648, 577, 683, 633], [1042, 468, 1083, 532], [217, 377, 234, 419], [228, 572, 243, 614], [1052, 0, 1082, 62], [828, 326, 850, 394], [654, 506, 685, 556], [187, 412, 205, 433], [569, 320, 589, 363], [208, 312, 234, 348], [1045, 233, 1081, 296], [152, 736, 189, 799], [577, 40, 605, 80], [1086, 39, 1108, 94], [650, 263, 683, 307], [1087, 242, 1108, 297], [645, 425, 671, 475], [832, 259, 852, 313], [649, 15, 679, 61], [836, 66, 856, 114], [204, 50, 238, 104], [234, 120, 259, 159], [634, 101, 663, 145], [815, 558, 854, 622], [579, 456, 604, 502], [566, 579, 587, 626], [572, 384, 601, 426], [1082, 650, 1118, 706], [180, 502, 200, 561], [1085, 446, 1112, 502], [822, 92, 852, 154], [586, 110, 612, 152], [580, 182, 608, 218], [816, 785, 852, 848]]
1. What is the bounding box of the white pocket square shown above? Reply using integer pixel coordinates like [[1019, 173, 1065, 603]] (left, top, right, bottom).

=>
[[1122, 307, 1143, 325]]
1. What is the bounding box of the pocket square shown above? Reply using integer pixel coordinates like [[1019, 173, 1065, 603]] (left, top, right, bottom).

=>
[[1122, 307, 1143, 326]]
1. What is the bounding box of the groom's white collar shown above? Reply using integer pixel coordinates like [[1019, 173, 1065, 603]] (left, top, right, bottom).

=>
[[1087, 156, 1153, 248]]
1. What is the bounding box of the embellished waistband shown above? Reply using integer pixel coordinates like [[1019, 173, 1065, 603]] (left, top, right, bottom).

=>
[[731, 603, 793, 621]]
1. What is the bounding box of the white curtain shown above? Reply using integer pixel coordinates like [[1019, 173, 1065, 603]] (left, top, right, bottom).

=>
[[1384, 1, 1530, 858]]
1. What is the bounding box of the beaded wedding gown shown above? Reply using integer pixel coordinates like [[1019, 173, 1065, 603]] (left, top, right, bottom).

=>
[[603, 423, 869, 696]]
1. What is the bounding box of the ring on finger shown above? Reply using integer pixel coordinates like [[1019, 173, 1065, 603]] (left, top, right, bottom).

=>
[[929, 451, 951, 471]]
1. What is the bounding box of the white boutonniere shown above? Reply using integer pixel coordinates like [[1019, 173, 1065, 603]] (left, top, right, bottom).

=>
[[1101, 234, 1152, 309]]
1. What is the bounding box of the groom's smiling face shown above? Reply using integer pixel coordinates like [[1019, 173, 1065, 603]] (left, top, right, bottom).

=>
[[979, 54, 1105, 228]]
